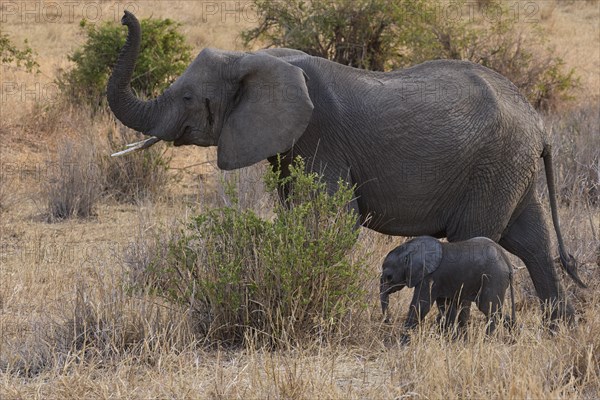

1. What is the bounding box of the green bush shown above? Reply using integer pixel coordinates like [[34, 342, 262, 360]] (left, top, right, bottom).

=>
[[59, 18, 191, 108], [243, 0, 398, 71], [244, 0, 578, 110], [0, 31, 39, 72], [140, 157, 366, 347]]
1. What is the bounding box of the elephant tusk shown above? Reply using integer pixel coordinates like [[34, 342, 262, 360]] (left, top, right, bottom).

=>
[[111, 137, 161, 157]]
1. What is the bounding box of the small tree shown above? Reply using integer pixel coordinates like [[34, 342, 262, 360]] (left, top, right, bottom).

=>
[[59, 18, 192, 109], [243, 0, 399, 71]]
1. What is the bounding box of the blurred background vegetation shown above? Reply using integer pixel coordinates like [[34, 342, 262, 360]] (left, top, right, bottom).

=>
[[244, 0, 578, 111]]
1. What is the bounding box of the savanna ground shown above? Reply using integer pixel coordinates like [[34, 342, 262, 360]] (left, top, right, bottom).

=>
[[1, 1, 599, 398]]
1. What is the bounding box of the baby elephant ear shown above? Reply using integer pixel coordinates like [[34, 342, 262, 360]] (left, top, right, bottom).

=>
[[217, 53, 314, 170], [407, 236, 443, 287]]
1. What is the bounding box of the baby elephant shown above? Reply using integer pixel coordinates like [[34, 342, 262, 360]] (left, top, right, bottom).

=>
[[380, 236, 515, 337]]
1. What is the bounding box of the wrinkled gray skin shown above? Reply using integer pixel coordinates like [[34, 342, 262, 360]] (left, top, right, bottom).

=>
[[380, 236, 516, 338], [107, 12, 585, 323]]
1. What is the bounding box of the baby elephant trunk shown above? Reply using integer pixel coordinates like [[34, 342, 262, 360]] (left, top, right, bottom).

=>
[[380, 277, 390, 323]]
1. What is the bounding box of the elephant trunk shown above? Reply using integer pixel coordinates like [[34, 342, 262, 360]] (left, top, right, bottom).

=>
[[107, 11, 171, 140], [380, 278, 390, 323]]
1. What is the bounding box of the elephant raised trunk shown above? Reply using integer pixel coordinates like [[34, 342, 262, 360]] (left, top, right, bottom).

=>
[[106, 11, 171, 141]]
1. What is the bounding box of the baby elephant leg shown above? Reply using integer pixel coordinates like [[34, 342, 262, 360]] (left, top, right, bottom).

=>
[[400, 288, 433, 344], [451, 300, 471, 339], [477, 292, 503, 335], [435, 298, 454, 331], [502, 309, 515, 332], [456, 300, 471, 330], [436, 298, 471, 338]]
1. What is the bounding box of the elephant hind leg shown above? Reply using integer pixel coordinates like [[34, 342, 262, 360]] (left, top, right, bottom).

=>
[[456, 301, 471, 329], [445, 169, 523, 243], [476, 293, 503, 335], [499, 199, 573, 323], [453, 301, 471, 340]]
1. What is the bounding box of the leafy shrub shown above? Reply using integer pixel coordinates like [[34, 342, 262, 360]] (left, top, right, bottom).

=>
[[59, 18, 191, 108], [0, 31, 39, 72], [391, 3, 578, 111], [138, 157, 366, 347], [243, 0, 397, 71], [244, 0, 578, 110], [43, 139, 101, 221], [99, 124, 171, 203]]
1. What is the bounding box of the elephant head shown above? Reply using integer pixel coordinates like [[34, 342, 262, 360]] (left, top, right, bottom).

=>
[[107, 11, 314, 170], [380, 236, 443, 321]]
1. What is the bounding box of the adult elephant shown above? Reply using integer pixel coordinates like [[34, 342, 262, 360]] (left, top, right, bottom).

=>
[[107, 11, 585, 321]]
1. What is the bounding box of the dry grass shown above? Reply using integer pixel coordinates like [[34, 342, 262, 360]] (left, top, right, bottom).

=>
[[540, 1, 600, 104], [42, 137, 101, 221], [100, 124, 172, 204], [547, 104, 600, 208], [1, 1, 599, 398], [0, 172, 15, 213]]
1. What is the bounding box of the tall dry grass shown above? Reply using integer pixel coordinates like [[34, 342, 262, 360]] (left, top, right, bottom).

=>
[[30, 103, 173, 220], [42, 137, 102, 221], [1, 206, 599, 397], [0, 172, 15, 213]]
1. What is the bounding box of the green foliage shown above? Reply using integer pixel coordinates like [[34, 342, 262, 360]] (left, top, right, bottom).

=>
[[0, 31, 39, 72], [59, 18, 191, 108], [244, 0, 578, 110], [141, 157, 365, 347], [243, 0, 397, 71]]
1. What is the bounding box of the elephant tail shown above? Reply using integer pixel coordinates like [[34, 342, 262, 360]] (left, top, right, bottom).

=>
[[541, 145, 587, 288], [500, 250, 517, 326], [509, 267, 516, 325]]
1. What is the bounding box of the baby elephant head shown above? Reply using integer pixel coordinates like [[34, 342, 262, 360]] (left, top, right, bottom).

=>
[[380, 236, 443, 320]]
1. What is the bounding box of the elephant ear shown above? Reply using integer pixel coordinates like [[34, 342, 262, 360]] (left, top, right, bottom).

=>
[[406, 237, 443, 288], [217, 53, 314, 170]]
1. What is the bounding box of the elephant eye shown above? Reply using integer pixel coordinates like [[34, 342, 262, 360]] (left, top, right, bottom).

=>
[[183, 94, 193, 102]]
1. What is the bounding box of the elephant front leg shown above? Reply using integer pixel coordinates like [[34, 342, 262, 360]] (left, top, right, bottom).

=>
[[401, 286, 432, 344], [435, 298, 456, 332]]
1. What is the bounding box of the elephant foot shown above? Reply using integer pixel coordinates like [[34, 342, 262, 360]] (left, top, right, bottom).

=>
[[544, 297, 575, 331], [398, 333, 411, 346], [502, 316, 516, 333]]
